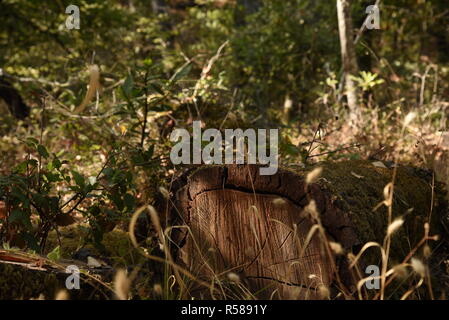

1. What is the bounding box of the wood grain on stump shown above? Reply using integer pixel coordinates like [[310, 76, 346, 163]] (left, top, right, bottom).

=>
[[165, 161, 441, 299]]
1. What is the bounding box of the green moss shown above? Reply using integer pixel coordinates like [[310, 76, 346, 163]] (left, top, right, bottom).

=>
[[46, 225, 143, 267], [0, 263, 59, 300], [305, 160, 436, 261]]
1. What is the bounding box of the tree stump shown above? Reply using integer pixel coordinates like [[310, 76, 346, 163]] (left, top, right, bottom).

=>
[[165, 161, 442, 299]]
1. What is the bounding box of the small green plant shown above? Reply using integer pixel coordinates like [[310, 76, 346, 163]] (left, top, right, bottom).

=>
[[0, 138, 142, 253], [351, 71, 385, 92]]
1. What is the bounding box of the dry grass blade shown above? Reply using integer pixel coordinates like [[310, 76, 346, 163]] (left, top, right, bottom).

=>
[[114, 269, 131, 300], [387, 218, 404, 237], [349, 242, 385, 269], [128, 206, 147, 248], [55, 290, 69, 300], [306, 167, 322, 185]]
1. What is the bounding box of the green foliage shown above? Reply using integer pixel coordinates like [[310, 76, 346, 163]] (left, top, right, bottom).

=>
[[0, 0, 448, 257], [47, 245, 61, 262], [351, 71, 385, 91], [0, 134, 142, 252]]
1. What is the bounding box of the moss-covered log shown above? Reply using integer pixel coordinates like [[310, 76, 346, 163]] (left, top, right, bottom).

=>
[[0, 254, 115, 300], [166, 161, 444, 299]]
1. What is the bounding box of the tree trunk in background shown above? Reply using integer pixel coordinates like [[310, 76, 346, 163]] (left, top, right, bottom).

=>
[[337, 0, 361, 128], [164, 162, 444, 299], [151, 0, 167, 13], [0, 77, 30, 120]]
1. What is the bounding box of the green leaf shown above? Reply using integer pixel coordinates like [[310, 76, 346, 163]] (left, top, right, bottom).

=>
[[23, 233, 40, 252], [109, 192, 124, 211], [37, 145, 49, 159], [9, 209, 24, 223], [143, 58, 153, 66], [44, 172, 61, 182], [122, 74, 134, 97], [103, 167, 114, 179], [52, 158, 62, 170], [47, 245, 61, 262], [12, 159, 37, 174], [25, 137, 39, 148], [32, 193, 46, 208], [144, 145, 154, 161], [9, 209, 32, 229], [124, 193, 135, 210], [28, 159, 39, 167], [72, 171, 85, 188], [149, 82, 164, 95], [13, 161, 28, 174]]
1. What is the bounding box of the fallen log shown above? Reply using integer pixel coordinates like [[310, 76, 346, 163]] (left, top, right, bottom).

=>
[[0, 252, 115, 300], [166, 160, 444, 299]]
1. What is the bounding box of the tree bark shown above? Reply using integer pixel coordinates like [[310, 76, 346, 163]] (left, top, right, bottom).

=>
[[337, 0, 361, 128]]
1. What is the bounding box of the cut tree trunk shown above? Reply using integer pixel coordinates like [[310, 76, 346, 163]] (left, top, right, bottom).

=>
[[164, 161, 443, 299]]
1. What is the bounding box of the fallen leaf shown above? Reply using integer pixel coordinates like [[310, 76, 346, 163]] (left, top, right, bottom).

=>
[[372, 161, 387, 169], [87, 256, 102, 268]]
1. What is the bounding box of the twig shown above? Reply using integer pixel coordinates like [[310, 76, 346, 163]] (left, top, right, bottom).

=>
[[191, 40, 229, 120], [306, 143, 362, 158]]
